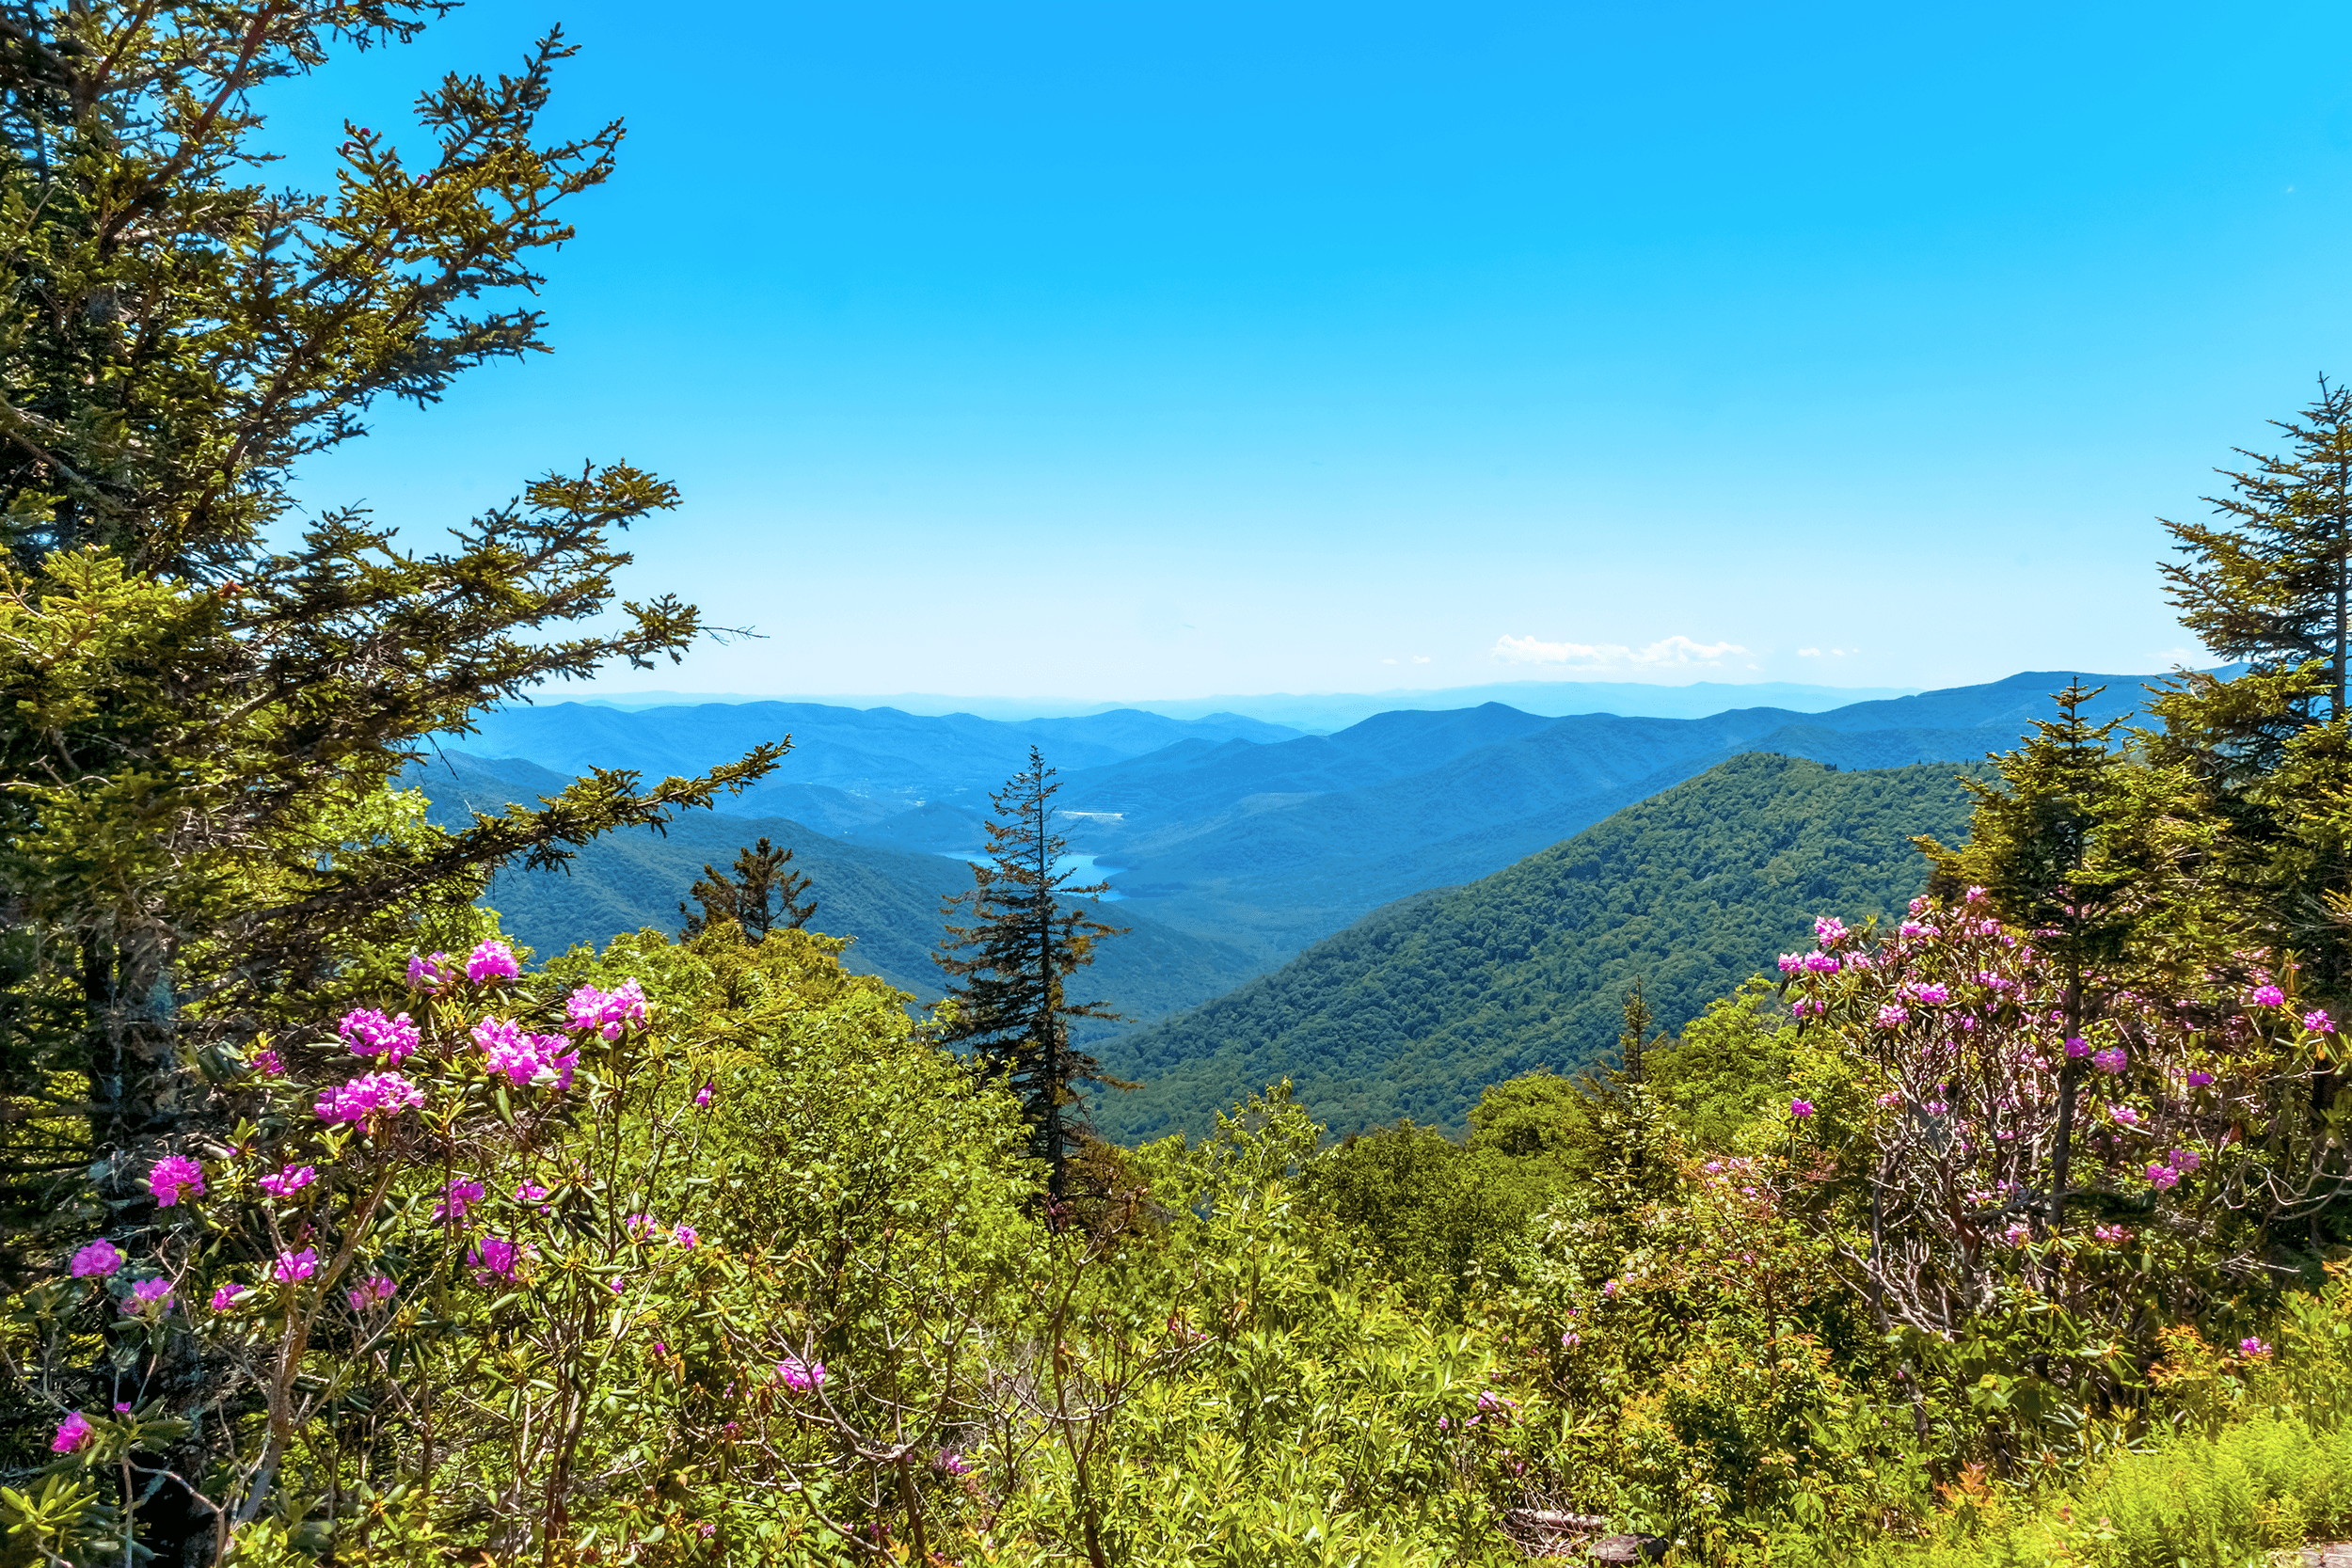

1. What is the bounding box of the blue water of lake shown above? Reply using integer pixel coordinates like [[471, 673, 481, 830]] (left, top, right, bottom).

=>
[[939, 851, 1125, 901]]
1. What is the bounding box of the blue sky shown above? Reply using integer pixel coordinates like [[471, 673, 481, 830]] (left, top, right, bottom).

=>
[[270, 1, 2352, 701]]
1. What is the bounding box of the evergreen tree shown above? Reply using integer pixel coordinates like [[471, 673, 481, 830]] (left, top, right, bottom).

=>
[[2162, 377, 2352, 723], [935, 748, 1127, 1199], [679, 836, 815, 941]]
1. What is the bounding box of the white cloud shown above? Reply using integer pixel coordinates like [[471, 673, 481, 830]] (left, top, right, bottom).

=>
[[1797, 646, 1854, 658], [1492, 633, 1750, 671], [1412, 655, 1430, 664]]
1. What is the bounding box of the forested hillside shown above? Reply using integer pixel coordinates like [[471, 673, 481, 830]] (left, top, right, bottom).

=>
[[410, 752, 1266, 1038], [1093, 753, 1978, 1140]]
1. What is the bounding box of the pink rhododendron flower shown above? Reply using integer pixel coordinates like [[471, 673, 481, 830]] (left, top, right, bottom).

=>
[[565, 978, 650, 1039], [1803, 951, 1840, 974], [625, 1212, 660, 1240], [274, 1248, 319, 1283], [1789, 1099, 1816, 1117], [2004, 1224, 2030, 1247], [2064, 1036, 2091, 1058], [1602, 1279, 1620, 1298], [673, 1224, 699, 1248], [2092, 1047, 2128, 1075], [2249, 984, 2286, 1007], [2147, 1163, 2180, 1190], [1776, 952, 1804, 974], [2241, 1337, 2272, 1359], [122, 1276, 173, 1314], [1875, 1004, 1909, 1029], [1907, 982, 1950, 1005], [71, 1240, 123, 1278], [2187, 1069, 2216, 1087], [465, 939, 519, 985], [313, 1071, 425, 1127], [2092, 1224, 2132, 1243], [469, 1236, 524, 1283], [259, 1164, 316, 1199], [2305, 1009, 2337, 1034], [935, 1449, 972, 1476], [1964, 885, 1987, 903], [406, 952, 449, 990], [247, 1047, 284, 1076], [346, 1275, 396, 1312], [2112, 1105, 2139, 1126], [149, 1155, 204, 1208], [515, 1180, 549, 1207], [436, 1178, 486, 1223], [1790, 996, 1825, 1018], [210, 1284, 247, 1311], [339, 1007, 421, 1064], [51, 1411, 91, 1454], [694, 1081, 713, 1108], [471, 1017, 579, 1091], [776, 1355, 827, 1392], [1814, 915, 1848, 948]]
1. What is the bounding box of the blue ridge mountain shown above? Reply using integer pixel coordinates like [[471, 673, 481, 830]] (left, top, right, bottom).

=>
[[1088, 753, 1979, 1144], [406, 752, 1269, 1042]]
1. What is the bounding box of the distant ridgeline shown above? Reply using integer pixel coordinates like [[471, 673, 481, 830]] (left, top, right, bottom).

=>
[[1088, 755, 1979, 1143], [406, 670, 2145, 1073]]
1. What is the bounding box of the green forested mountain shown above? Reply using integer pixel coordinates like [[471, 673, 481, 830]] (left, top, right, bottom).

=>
[[411, 752, 1268, 1041], [1091, 753, 1977, 1141]]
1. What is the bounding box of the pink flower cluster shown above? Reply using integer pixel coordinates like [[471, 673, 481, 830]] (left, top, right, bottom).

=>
[[1876, 1004, 1910, 1029], [775, 1355, 827, 1392], [2305, 1008, 2337, 1034], [565, 978, 650, 1039], [471, 1016, 579, 1091], [346, 1274, 396, 1312], [122, 1276, 173, 1315], [436, 1178, 486, 1222], [71, 1240, 122, 1279], [1789, 1099, 1815, 1117], [2249, 984, 2286, 1007], [51, 1411, 91, 1454], [339, 1007, 421, 1064], [2091, 1047, 2128, 1075], [467, 939, 520, 985], [274, 1248, 319, 1283], [313, 1071, 425, 1127], [469, 1235, 525, 1283], [407, 951, 450, 990], [1780, 950, 1841, 975], [211, 1284, 248, 1311], [259, 1164, 316, 1199], [149, 1155, 204, 1208]]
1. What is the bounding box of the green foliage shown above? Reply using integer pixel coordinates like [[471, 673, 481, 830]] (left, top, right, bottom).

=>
[[1645, 978, 1799, 1150], [1099, 754, 1978, 1142], [677, 835, 816, 941]]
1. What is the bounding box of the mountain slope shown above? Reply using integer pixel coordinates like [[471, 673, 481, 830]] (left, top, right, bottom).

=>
[[1060, 674, 2150, 958], [410, 752, 1269, 1039], [1089, 754, 1977, 1143]]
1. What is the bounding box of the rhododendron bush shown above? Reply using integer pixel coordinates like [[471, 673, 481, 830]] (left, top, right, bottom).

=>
[[1778, 894, 2344, 1460]]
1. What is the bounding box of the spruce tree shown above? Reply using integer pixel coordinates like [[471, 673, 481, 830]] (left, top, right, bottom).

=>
[[2162, 377, 2352, 724], [679, 836, 815, 940], [935, 748, 1128, 1199]]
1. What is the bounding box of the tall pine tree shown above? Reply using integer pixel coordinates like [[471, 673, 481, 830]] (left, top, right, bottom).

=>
[[2162, 377, 2352, 724], [935, 749, 1127, 1199], [679, 837, 815, 941]]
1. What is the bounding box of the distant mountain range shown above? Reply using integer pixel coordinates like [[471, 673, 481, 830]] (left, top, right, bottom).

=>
[[408, 668, 2171, 1120], [1089, 754, 1978, 1142], [561, 679, 1921, 732], [409, 751, 1269, 1045]]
